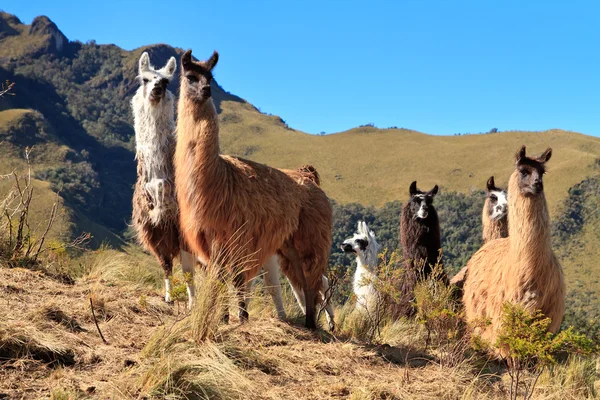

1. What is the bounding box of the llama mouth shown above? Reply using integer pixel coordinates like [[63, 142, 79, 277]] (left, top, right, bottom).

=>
[[341, 243, 355, 253]]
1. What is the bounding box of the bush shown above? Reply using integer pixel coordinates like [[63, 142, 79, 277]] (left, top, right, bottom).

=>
[[496, 303, 597, 400]]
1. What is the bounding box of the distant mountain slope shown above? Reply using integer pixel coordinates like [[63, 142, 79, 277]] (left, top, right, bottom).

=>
[[0, 11, 598, 244]]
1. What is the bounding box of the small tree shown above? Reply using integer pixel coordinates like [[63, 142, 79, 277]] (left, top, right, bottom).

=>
[[496, 303, 596, 400]]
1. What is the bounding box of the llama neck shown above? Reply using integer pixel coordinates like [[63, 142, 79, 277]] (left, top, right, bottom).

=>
[[177, 95, 221, 167], [482, 204, 508, 243], [132, 91, 176, 182], [507, 171, 552, 264]]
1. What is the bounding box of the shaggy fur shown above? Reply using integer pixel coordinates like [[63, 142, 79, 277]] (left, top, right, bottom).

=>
[[482, 176, 509, 243], [174, 50, 333, 329], [400, 181, 446, 281], [131, 52, 195, 306], [342, 221, 380, 313], [450, 176, 508, 290], [462, 146, 565, 355]]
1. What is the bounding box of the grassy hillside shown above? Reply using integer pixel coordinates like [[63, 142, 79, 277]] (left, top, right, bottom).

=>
[[219, 100, 600, 213], [0, 248, 598, 399]]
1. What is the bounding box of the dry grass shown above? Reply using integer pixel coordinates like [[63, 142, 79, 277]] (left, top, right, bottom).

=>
[[0, 252, 598, 398]]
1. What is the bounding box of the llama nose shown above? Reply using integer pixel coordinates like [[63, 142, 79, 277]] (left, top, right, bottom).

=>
[[200, 85, 212, 97], [341, 243, 354, 253], [157, 78, 168, 89]]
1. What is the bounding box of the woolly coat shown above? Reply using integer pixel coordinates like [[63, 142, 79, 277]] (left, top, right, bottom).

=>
[[462, 170, 565, 352]]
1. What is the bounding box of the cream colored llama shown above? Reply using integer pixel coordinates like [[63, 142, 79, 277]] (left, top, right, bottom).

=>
[[131, 52, 195, 308], [462, 146, 565, 353], [450, 176, 508, 289], [341, 221, 380, 313], [174, 50, 333, 329], [482, 176, 508, 243]]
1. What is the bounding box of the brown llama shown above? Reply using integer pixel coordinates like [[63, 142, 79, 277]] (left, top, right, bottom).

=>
[[174, 50, 333, 329], [397, 181, 447, 316], [462, 146, 565, 354], [131, 52, 196, 308], [400, 181, 447, 281], [450, 176, 508, 289]]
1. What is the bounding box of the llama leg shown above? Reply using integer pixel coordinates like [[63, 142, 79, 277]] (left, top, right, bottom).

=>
[[236, 274, 251, 323], [263, 255, 287, 319], [160, 256, 174, 303], [287, 277, 306, 314], [180, 250, 196, 309], [320, 275, 335, 332], [279, 244, 316, 329]]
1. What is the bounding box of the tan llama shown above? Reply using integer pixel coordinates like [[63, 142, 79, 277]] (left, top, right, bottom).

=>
[[174, 50, 333, 329], [482, 175, 508, 243], [462, 146, 565, 353], [450, 176, 508, 289]]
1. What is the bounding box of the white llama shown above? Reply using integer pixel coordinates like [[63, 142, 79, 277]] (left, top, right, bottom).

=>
[[342, 221, 380, 312], [131, 52, 196, 308]]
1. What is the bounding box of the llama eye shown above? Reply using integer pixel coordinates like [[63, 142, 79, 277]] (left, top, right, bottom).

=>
[[186, 75, 199, 83], [490, 195, 497, 201], [520, 169, 529, 176], [142, 78, 149, 84]]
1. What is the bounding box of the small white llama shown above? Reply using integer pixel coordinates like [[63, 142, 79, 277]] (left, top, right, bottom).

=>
[[342, 221, 380, 312]]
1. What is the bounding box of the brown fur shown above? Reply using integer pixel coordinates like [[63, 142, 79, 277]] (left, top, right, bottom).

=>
[[132, 150, 181, 279], [174, 50, 332, 328], [451, 177, 508, 290], [481, 209, 508, 243], [462, 146, 565, 355]]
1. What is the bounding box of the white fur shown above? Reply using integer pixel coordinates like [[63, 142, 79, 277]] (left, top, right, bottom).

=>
[[489, 190, 508, 221], [343, 221, 380, 313], [263, 255, 287, 319], [164, 278, 172, 303], [180, 250, 196, 309], [132, 53, 178, 225], [414, 195, 428, 219]]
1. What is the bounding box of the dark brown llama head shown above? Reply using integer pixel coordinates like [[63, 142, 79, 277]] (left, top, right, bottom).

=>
[[408, 181, 439, 220], [514, 146, 552, 196], [180, 49, 219, 104], [137, 52, 176, 105], [485, 176, 508, 221]]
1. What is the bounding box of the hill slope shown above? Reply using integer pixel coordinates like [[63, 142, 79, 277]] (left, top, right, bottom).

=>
[[1, 12, 598, 237]]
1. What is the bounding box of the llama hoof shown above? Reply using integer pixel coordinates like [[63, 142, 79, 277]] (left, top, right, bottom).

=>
[[277, 311, 287, 320], [328, 321, 336, 332], [222, 313, 230, 324], [238, 309, 249, 323], [305, 319, 317, 330]]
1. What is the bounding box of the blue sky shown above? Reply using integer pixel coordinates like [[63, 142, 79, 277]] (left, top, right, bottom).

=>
[[5, 0, 600, 137]]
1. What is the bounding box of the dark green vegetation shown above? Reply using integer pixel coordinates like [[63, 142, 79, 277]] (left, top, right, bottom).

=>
[[0, 11, 599, 340]]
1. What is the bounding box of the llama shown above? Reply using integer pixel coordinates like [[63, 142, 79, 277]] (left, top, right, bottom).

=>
[[131, 52, 195, 308], [174, 50, 333, 329], [450, 176, 508, 289], [482, 176, 508, 243], [462, 146, 565, 353], [341, 221, 380, 313], [400, 181, 447, 282]]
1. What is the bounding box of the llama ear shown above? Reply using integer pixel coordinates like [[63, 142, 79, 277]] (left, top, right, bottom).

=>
[[538, 147, 552, 163], [206, 50, 219, 71], [163, 56, 177, 77], [429, 185, 439, 197], [181, 50, 193, 70], [139, 52, 150, 73], [486, 176, 495, 192], [516, 145, 526, 163], [409, 181, 418, 196]]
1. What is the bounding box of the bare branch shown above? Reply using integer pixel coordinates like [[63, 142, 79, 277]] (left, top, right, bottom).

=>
[[0, 81, 15, 97]]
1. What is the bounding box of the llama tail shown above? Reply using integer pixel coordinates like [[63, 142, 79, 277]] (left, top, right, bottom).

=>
[[296, 165, 321, 186]]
